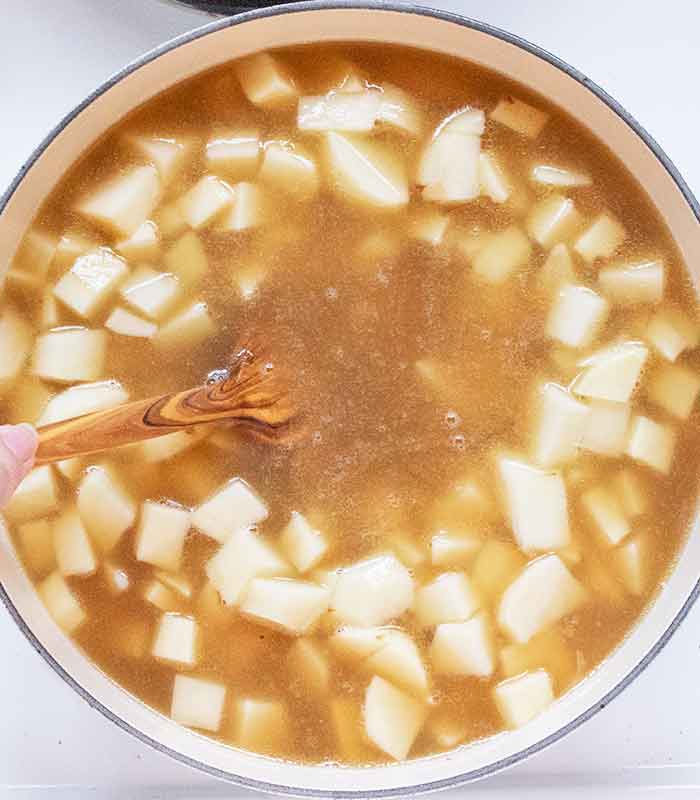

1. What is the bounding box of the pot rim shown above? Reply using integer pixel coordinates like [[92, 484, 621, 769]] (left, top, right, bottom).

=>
[[1, 2, 699, 796]]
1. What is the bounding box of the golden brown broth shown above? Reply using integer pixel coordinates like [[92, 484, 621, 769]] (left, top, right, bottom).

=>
[[2, 43, 700, 765]]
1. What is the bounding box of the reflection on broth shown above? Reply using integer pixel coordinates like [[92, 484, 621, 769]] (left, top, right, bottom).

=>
[[1, 44, 699, 765]]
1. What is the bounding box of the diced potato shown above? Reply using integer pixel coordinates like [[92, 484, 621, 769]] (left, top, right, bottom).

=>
[[498, 457, 570, 552], [494, 669, 554, 728], [498, 554, 586, 643], [325, 133, 408, 208], [41, 293, 60, 329], [236, 52, 297, 108], [536, 243, 576, 295], [4, 465, 58, 523], [646, 363, 700, 420], [38, 571, 86, 634], [376, 83, 422, 136], [598, 260, 664, 306], [231, 698, 290, 753], [136, 428, 207, 464], [527, 194, 582, 248], [143, 579, 181, 612], [472, 540, 527, 604], [430, 612, 495, 677], [5, 269, 42, 294], [279, 511, 328, 573], [612, 534, 647, 595], [472, 226, 532, 284], [580, 399, 631, 457], [217, 183, 263, 232], [0, 306, 32, 389], [155, 571, 192, 599], [415, 572, 480, 627], [163, 231, 208, 288], [625, 415, 676, 474], [427, 713, 468, 750], [479, 152, 510, 203], [388, 533, 426, 569], [116, 619, 150, 659], [646, 307, 700, 362], [491, 98, 549, 138], [77, 464, 136, 553], [13, 229, 56, 276], [298, 89, 381, 132], [178, 175, 234, 230], [574, 213, 627, 263], [53, 509, 97, 577], [32, 327, 106, 383], [116, 220, 160, 261], [77, 165, 160, 237], [431, 478, 497, 526], [53, 231, 97, 269], [546, 284, 608, 348], [453, 226, 494, 262], [171, 674, 226, 732], [102, 561, 130, 594], [152, 613, 198, 666], [105, 307, 157, 338], [573, 341, 648, 402], [129, 136, 192, 184], [363, 676, 426, 761], [120, 266, 181, 320], [259, 142, 319, 199], [613, 469, 648, 518], [581, 486, 630, 546], [153, 301, 215, 350], [530, 164, 592, 187], [288, 638, 330, 695], [430, 530, 482, 567], [331, 697, 374, 761], [156, 203, 188, 239], [37, 380, 128, 426], [17, 519, 55, 576], [193, 478, 268, 544], [53, 247, 128, 320], [329, 626, 389, 662], [409, 210, 449, 247], [240, 577, 330, 635], [500, 628, 577, 690], [418, 130, 481, 204], [205, 130, 260, 179], [134, 501, 190, 572], [532, 382, 589, 468], [365, 630, 429, 696], [331, 555, 414, 627], [56, 459, 82, 483], [206, 526, 292, 606]]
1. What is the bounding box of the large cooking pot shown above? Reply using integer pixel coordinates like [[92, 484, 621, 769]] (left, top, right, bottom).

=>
[[1, 2, 699, 796]]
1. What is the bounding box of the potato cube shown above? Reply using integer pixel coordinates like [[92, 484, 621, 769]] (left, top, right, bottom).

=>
[[546, 284, 608, 348], [153, 301, 215, 350], [206, 130, 260, 179], [430, 530, 481, 567], [472, 540, 526, 604], [259, 142, 319, 199], [418, 129, 481, 204], [17, 519, 55, 576], [171, 674, 226, 732], [217, 183, 263, 232], [288, 638, 330, 695], [331, 698, 374, 762], [427, 714, 469, 750], [531, 164, 592, 187], [472, 226, 532, 284], [152, 613, 198, 666], [38, 571, 86, 633], [388, 533, 426, 569], [645, 307, 700, 362], [105, 307, 157, 338], [536, 243, 576, 295], [491, 97, 549, 138], [581, 486, 630, 546], [193, 477, 268, 544], [240, 577, 330, 635], [430, 613, 495, 677], [13, 229, 56, 276], [236, 52, 297, 108], [500, 628, 577, 690], [573, 342, 648, 402], [5, 268, 42, 294], [77, 464, 136, 553], [54, 509, 97, 577], [479, 152, 510, 203], [279, 512, 328, 573], [102, 561, 130, 594], [143, 579, 180, 612], [136, 428, 207, 464], [331, 554, 414, 627], [329, 626, 389, 662], [625, 415, 676, 474], [178, 175, 234, 230], [53, 248, 128, 319], [612, 534, 647, 595], [128, 136, 192, 184], [231, 698, 290, 753], [135, 501, 190, 571], [498, 554, 586, 643], [206, 526, 292, 606], [527, 194, 582, 248], [0, 306, 32, 388], [120, 266, 181, 320], [40, 293, 60, 330], [155, 571, 192, 599], [646, 363, 700, 419], [53, 231, 97, 269], [415, 572, 480, 627], [298, 89, 381, 132], [373, 82, 421, 136], [77, 165, 160, 237], [4, 465, 58, 523], [116, 220, 160, 262], [499, 457, 570, 552], [599, 259, 664, 306], [365, 630, 429, 696], [580, 399, 631, 457], [38, 380, 129, 426], [532, 382, 589, 467], [363, 676, 427, 761], [156, 203, 188, 239], [494, 669, 554, 729], [409, 210, 449, 247], [574, 213, 627, 263], [33, 327, 106, 383], [613, 469, 648, 518], [163, 231, 208, 288], [116, 619, 150, 659]]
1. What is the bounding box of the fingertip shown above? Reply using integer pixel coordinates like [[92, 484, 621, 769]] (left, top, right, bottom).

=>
[[0, 423, 38, 465]]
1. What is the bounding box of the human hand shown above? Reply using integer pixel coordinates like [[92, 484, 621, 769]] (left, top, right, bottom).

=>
[[0, 424, 39, 508]]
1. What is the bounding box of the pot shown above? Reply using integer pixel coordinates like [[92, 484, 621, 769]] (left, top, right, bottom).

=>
[[1, 3, 699, 796]]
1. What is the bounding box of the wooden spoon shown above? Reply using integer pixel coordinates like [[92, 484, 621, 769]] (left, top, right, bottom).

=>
[[35, 341, 296, 465]]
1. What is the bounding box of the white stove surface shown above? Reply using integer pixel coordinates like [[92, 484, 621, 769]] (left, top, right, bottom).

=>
[[1, 0, 699, 796]]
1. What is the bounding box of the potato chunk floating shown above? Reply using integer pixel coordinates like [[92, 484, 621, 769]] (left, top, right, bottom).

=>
[[331, 555, 414, 627], [171, 674, 226, 732], [231, 698, 291, 753], [77, 165, 160, 238], [472, 225, 532, 284], [612, 534, 647, 595], [17, 519, 56, 577], [298, 89, 382, 132], [430, 612, 495, 677], [646, 363, 700, 420], [625, 415, 676, 474], [365, 630, 429, 696], [574, 212, 627, 262], [33, 327, 106, 384], [532, 382, 589, 468], [0, 305, 31, 388], [429, 531, 481, 567], [288, 639, 330, 695], [205, 130, 260, 179], [363, 676, 427, 761], [498, 457, 570, 552], [105, 307, 157, 339], [279, 512, 328, 573], [116, 220, 160, 262], [573, 341, 648, 403], [259, 142, 319, 199], [38, 572, 86, 634], [153, 301, 215, 350], [581, 486, 630, 546], [163, 231, 208, 288], [598, 260, 665, 306], [645, 307, 700, 362], [54, 509, 97, 577], [240, 578, 330, 635], [494, 669, 554, 729], [193, 478, 268, 544], [479, 152, 510, 203], [526, 194, 582, 248], [13, 229, 56, 276], [236, 52, 297, 108], [531, 164, 592, 187], [536, 243, 576, 295], [178, 175, 234, 230], [135, 501, 190, 572], [415, 572, 480, 627], [491, 97, 549, 139], [120, 266, 181, 320], [546, 284, 608, 348], [152, 613, 198, 666], [472, 540, 526, 603], [580, 399, 631, 457], [77, 465, 136, 553], [376, 83, 422, 136], [498, 554, 586, 643], [38, 380, 129, 426], [217, 183, 263, 233], [53, 247, 128, 320], [4, 465, 58, 524], [128, 136, 191, 184]]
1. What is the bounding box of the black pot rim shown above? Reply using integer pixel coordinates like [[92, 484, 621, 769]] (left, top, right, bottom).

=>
[[1, 2, 699, 797]]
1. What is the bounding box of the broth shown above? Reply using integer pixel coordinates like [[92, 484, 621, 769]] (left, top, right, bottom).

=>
[[1, 43, 699, 765]]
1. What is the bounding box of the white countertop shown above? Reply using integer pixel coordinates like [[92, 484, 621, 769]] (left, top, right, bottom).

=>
[[1, 1, 700, 796]]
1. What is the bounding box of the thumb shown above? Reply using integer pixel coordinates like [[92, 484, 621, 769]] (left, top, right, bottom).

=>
[[0, 424, 39, 508]]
